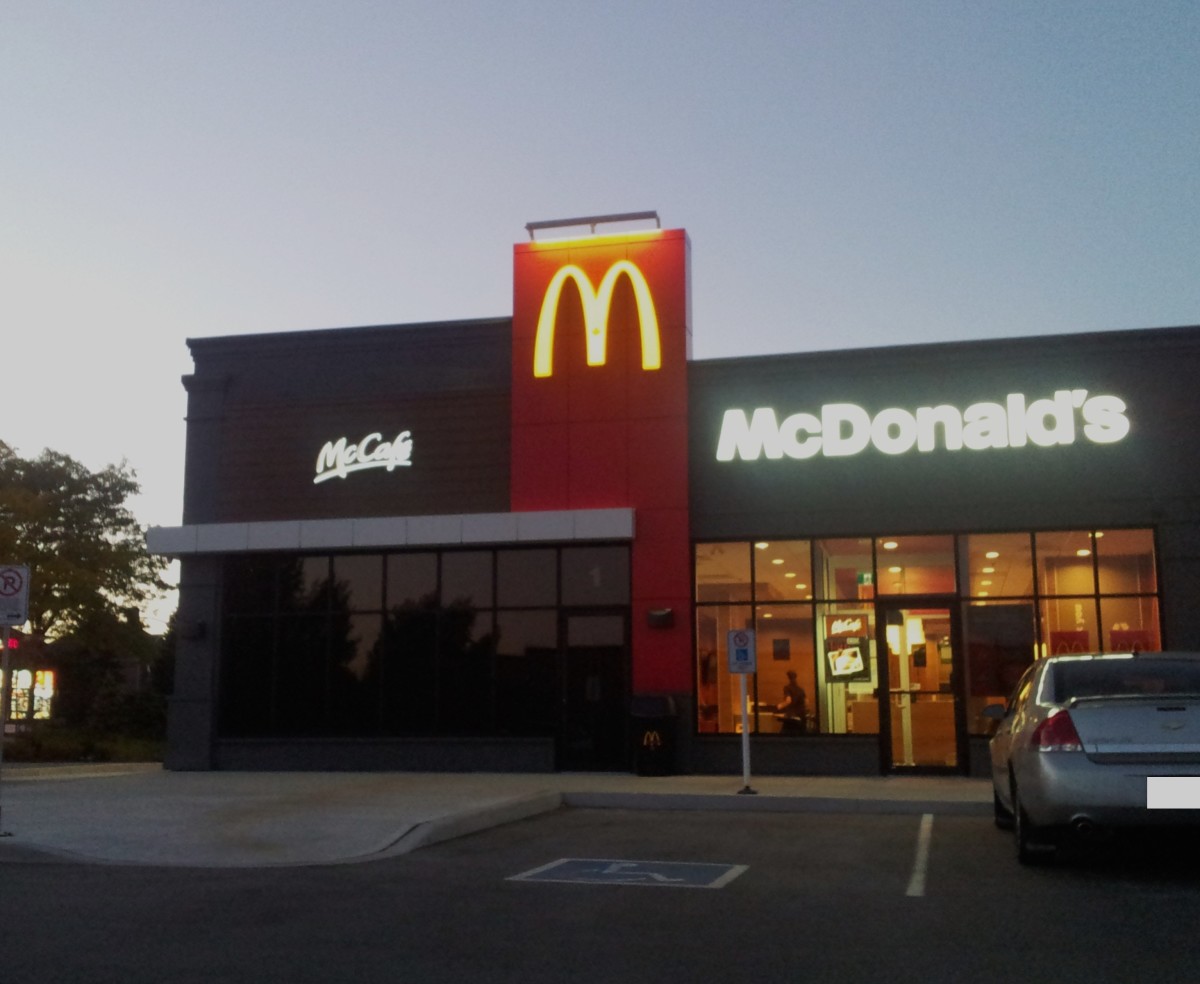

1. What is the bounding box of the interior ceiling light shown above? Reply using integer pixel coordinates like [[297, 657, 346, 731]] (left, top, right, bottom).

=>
[[888, 566, 903, 573], [882, 541, 899, 550], [795, 583, 807, 590], [982, 566, 995, 574], [1077, 549, 1092, 557], [981, 579, 993, 586], [784, 572, 796, 578], [771, 558, 784, 565], [985, 551, 1000, 559], [1094, 531, 1105, 538], [755, 542, 769, 550]]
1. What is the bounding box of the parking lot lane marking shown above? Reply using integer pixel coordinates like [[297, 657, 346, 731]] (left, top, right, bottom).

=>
[[905, 814, 934, 898], [507, 858, 749, 888]]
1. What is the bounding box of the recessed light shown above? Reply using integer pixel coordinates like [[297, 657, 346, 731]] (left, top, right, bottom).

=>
[[882, 541, 898, 550], [784, 572, 796, 578], [755, 542, 769, 550], [771, 558, 784, 565], [795, 583, 807, 590], [982, 567, 995, 574], [981, 580, 992, 587], [888, 566, 902, 574], [1076, 549, 1092, 557], [985, 551, 1000, 559], [979, 591, 989, 597]]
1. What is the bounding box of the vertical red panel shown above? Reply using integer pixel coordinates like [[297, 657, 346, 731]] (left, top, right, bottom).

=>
[[512, 230, 692, 694]]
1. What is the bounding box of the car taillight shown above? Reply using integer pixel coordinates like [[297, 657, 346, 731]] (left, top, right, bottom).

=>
[[1032, 710, 1083, 752]]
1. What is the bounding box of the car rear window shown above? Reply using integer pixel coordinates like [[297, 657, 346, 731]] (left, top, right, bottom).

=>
[[1051, 659, 1200, 703]]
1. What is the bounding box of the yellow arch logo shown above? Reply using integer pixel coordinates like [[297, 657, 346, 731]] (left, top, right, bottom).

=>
[[532, 260, 661, 378]]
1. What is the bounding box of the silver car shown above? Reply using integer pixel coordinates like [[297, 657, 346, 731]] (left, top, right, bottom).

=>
[[986, 651, 1200, 863]]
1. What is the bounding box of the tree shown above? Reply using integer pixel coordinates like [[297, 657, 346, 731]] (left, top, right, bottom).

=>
[[0, 440, 168, 642]]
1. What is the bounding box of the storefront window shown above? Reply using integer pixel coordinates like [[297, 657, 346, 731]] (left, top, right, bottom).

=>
[[443, 551, 494, 608], [386, 552, 438, 607], [219, 545, 628, 741], [562, 546, 630, 605], [694, 604, 751, 734], [875, 535, 955, 595], [695, 542, 751, 602], [754, 540, 812, 602], [814, 538, 874, 601], [961, 533, 1033, 598], [815, 604, 878, 734], [497, 549, 556, 607], [1040, 597, 1100, 655], [333, 554, 382, 611], [962, 602, 1036, 734], [1036, 530, 1097, 596], [755, 607, 815, 734], [694, 528, 1162, 740], [1094, 528, 1158, 595], [1100, 595, 1161, 652]]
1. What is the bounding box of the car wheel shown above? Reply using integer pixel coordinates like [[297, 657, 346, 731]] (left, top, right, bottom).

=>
[[1012, 780, 1053, 865], [993, 790, 1014, 830]]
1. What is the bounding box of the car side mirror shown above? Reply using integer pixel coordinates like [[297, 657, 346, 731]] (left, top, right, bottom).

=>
[[981, 703, 1008, 721]]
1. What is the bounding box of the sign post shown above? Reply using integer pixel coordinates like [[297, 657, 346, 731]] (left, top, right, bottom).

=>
[[0, 564, 31, 836], [727, 628, 757, 795]]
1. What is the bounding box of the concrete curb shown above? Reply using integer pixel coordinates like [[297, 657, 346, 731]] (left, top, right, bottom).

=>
[[380, 791, 566, 858], [563, 791, 991, 816]]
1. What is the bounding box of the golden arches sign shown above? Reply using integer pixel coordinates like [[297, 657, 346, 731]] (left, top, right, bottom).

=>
[[532, 260, 662, 378]]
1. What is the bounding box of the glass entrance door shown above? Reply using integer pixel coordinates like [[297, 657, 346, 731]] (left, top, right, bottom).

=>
[[559, 612, 629, 771], [877, 601, 963, 771]]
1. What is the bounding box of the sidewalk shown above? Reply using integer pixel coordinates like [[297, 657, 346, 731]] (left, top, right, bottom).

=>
[[0, 763, 991, 869]]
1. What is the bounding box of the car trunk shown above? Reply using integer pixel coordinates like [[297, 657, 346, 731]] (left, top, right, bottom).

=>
[[1069, 696, 1200, 764]]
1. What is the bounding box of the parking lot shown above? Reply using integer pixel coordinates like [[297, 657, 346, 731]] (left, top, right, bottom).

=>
[[4, 805, 1198, 984]]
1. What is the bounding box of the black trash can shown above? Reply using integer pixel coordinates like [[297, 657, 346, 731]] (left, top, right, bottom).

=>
[[630, 695, 677, 776]]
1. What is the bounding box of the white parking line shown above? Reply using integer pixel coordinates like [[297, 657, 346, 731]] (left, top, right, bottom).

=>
[[905, 813, 934, 897]]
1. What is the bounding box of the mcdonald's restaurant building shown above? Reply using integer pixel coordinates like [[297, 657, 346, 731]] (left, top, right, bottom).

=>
[[149, 219, 1200, 777]]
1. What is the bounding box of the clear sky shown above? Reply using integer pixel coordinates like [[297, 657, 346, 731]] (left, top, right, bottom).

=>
[[3, 1, 1198, 626]]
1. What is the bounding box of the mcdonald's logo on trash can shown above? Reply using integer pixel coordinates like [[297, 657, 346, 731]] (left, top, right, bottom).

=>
[[642, 729, 663, 749], [532, 260, 661, 378]]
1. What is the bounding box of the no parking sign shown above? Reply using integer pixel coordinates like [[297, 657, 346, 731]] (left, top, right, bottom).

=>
[[0, 565, 30, 627], [726, 629, 757, 674]]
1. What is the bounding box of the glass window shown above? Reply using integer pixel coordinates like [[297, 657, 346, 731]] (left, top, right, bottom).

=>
[[494, 610, 558, 736], [962, 602, 1036, 735], [1095, 528, 1158, 595], [562, 546, 630, 605], [1041, 597, 1100, 655], [875, 535, 955, 596], [497, 549, 556, 607], [754, 606, 815, 735], [694, 604, 752, 734], [1036, 531, 1097, 597], [276, 614, 330, 735], [1100, 596, 1161, 652], [961, 533, 1033, 598], [815, 604, 878, 734], [219, 616, 274, 736], [814, 538, 874, 601], [326, 613, 383, 735], [438, 608, 496, 735], [333, 555, 382, 611], [753, 541, 812, 602], [378, 604, 438, 735], [279, 557, 335, 613], [386, 552, 438, 607], [224, 556, 279, 614], [442, 551, 494, 608], [695, 542, 751, 602]]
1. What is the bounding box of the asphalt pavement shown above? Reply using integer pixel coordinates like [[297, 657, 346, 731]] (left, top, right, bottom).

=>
[[0, 762, 991, 868]]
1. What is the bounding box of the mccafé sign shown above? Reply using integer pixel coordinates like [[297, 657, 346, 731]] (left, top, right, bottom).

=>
[[314, 430, 413, 484], [717, 390, 1130, 461], [532, 259, 661, 378]]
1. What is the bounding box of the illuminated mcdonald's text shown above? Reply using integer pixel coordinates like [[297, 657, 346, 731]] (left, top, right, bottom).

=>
[[533, 260, 661, 377], [716, 390, 1130, 461]]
